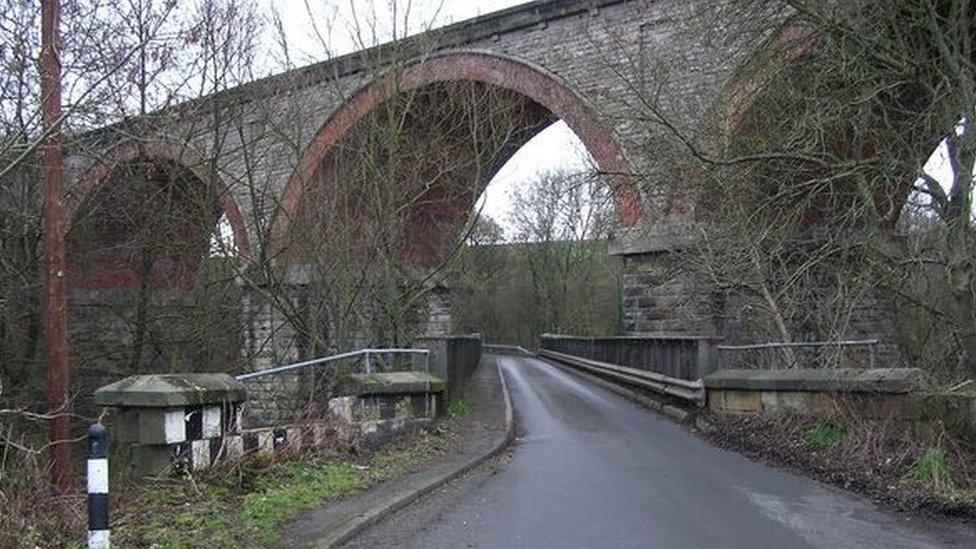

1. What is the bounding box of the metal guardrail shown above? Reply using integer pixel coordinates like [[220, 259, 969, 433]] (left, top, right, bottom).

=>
[[235, 348, 432, 381], [538, 349, 705, 407], [483, 343, 533, 356], [717, 339, 879, 369], [235, 348, 434, 428]]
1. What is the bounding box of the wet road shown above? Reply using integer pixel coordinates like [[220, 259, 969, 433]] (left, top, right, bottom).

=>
[[347, 356, 975, 548]]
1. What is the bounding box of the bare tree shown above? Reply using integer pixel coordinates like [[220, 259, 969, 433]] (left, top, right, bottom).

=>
[[453, 168, 621, 345], [602, 0, 976, 378]]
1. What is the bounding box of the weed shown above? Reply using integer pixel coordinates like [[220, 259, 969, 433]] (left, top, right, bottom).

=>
[[372, 453, 392, 469], [0, 437, 86, 548], [448, 398, 474, 417], [906, 448, 955, 492], [801, 423, 847, 449]]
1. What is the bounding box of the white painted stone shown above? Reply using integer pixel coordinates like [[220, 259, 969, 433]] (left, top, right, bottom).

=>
[[87, 529, 110, 549], [202, 406, 222, 438], [163, 409, 186, 444], [233, 405, 244, 434], [86, 458, 109, 494], [191, 439, 211, 470]]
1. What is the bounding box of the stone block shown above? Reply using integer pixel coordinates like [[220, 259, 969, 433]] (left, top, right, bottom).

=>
[[286, 426, 303, 452], [225, 435, 244, 459], [707, 389, 727, 413], [329, 396, 355, 423], [703, 368, 924, 394], [127, 444, 178, 478], [202, 406, 222, 438], [191, 439, 211, 470], [137, 408, 186, 445], [710, 389, 764, 414], [854, 394, 917, 420], [339, 371, 446, 396], [115, 409, 141, 443], [358, 417, 432, 445], [721, 390, 762, 413]]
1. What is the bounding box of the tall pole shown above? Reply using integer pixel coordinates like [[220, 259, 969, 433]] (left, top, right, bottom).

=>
[[41, 0, 71, 491]]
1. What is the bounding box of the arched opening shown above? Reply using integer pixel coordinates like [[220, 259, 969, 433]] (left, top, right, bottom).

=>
[[65, 143, 252, 394], [705, 13, 975, 375], [476, 120, 597, 239], [66, 141, 252, 287], [275, 50, 640, 254], [271, 51, 637, 348]]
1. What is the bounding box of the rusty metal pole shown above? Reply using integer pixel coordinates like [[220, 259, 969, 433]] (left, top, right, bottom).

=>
[[41, 0, 72, 491]]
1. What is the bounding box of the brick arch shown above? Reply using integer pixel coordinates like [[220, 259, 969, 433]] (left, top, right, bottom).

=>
[[718, 22, 818, 147], [67, 139, 252, 261], [713, 20, 907, 226], [275, 49, 641, 241]]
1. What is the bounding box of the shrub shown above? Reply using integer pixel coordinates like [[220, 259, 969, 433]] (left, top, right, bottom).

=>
[[906, 448, 955, 492]]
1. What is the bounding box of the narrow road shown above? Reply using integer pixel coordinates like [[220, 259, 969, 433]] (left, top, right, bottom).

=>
[[346, 356, 975, 548]]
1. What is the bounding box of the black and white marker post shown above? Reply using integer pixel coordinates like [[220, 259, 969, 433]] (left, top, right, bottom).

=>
[[87, 423, 110, 548]]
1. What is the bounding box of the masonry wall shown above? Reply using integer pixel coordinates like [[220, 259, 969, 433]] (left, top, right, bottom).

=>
[[68, 288, 244, 413], [64, 0, 756, 248], [619, 251, 905, 368], [59, 0, 774, 385]]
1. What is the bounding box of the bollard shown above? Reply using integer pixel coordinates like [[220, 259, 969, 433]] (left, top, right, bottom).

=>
[[87, 423, 110, 549]]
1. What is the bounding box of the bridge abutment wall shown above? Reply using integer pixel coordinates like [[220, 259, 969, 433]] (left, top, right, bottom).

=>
[[612, 235, 904, 368]]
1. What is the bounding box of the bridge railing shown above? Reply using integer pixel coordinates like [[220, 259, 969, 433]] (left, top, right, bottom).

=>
[[716, 339, 879, 370], [235, 348, 431, 381], [538, 334, 721, 381], [236, 348, 432, 426], [483, 343, 533, 356]]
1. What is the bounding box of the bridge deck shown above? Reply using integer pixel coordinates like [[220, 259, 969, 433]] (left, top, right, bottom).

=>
[[344, 355, 974, 548]]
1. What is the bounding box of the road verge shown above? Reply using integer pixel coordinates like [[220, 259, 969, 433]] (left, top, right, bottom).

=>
[[281, 355, 515, 548]]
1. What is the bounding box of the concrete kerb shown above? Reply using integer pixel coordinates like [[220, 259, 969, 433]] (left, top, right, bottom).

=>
[[535, 355, 696, 424], [313, 356, 515, 548]]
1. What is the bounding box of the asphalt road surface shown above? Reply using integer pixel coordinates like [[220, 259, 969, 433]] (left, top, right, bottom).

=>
[[346, 356, 976, 548]]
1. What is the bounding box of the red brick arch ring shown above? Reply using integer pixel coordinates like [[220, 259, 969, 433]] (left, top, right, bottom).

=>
[[65, 139, 252, 261], [274, 49, 642, 240], [719, 22, 818, 146], [717, 20, 907, 226]]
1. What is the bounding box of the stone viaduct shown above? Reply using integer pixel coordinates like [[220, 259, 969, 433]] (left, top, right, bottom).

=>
[[55, 0, 895, 391]]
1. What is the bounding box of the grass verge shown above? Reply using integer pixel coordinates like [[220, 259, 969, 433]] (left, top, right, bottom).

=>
[[1, 427, 457, 548], [801, 423, 847, 449], [114, 429, 453, 548], [448, 397, 474, 418]]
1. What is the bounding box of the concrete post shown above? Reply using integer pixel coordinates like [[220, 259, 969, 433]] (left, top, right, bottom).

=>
[[695, 337, 721, 379]]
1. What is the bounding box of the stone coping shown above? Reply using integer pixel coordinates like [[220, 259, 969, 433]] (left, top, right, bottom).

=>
[[94, 373, 247, 408], [414, 333, 482, 341], [540, 333, 721, 342], [703, 368, 923, 394], [339, 371, 446, 396]]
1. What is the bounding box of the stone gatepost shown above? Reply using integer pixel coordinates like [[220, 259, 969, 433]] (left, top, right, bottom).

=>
[[93, 374, 246, 478]]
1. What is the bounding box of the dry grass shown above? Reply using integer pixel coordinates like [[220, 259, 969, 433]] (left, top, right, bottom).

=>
[[703, 412, 976, 518], [0, 417, 460, 548]]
